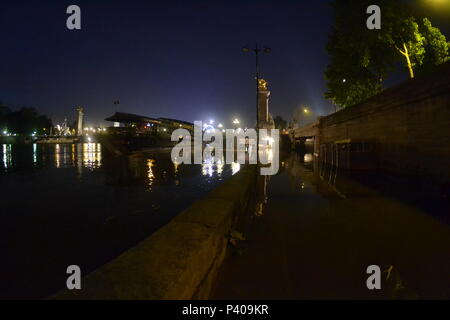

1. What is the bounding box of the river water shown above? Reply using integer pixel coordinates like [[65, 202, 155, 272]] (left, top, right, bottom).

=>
[[213, 150, 450, 299], [0, 143, 239, 299]]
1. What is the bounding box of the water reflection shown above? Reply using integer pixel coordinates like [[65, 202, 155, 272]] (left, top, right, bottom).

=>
[[55, 144, 60, 168], [201, 154, 239, 177], [255, 175, 269, 216], [231, 162, 240, 175], [2, 144, 12, 169], [147, 159, 155, 189], [202, 157, 215, 177], [32, 144, 37, 164], [82, 143, 102, 169], [0, 143, 103, 172], [303, 153, 313, 163]]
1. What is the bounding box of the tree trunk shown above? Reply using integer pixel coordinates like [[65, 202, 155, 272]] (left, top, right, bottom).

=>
[[403, 43, 414, 79]]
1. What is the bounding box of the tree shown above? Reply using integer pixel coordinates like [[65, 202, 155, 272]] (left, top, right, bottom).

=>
[[418, 18, 450, 74], [324, 0, 396, 107], [273, 115, 287, 130], [381, 4, 426, 79], [325, 0, 450, 108], [4, 107, 52, 135]]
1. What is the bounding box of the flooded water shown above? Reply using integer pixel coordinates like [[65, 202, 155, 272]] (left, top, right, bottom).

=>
[[213, 150, 450, 299], [0, 143, 239, 299]]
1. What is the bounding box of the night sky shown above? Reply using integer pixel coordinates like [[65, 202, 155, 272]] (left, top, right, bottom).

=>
[[0, 0, 449, 128]]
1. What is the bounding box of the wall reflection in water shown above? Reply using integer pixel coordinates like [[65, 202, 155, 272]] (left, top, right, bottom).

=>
[[286, 149, 450, 224], [254, 175, 269, 216]]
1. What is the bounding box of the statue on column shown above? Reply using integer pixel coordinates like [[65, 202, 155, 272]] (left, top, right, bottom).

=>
[[258, 79, 268, 91]]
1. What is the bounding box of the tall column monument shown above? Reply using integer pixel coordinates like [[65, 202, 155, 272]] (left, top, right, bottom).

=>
[[76, 107, 84, 136], [257, 79, 275, 129]]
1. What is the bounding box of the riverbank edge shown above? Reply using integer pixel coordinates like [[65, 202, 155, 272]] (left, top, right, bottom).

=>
[[52, 164, 258, 300]]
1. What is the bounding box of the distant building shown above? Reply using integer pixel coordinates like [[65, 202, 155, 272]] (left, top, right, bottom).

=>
[[104, 112, 193, 135], [159, 117, 194, 131]]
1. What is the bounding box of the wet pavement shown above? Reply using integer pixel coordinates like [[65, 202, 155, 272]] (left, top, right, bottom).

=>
[[212, 151, 450, 299]]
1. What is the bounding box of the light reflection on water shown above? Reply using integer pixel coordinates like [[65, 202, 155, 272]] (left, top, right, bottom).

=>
[[2, 144, 11, 168], [0, 143, 239, 183], [147, 159, 155, 189], [82, 143, 102, 169], [32, 144, 37, 164], [201, 154, 240, 177], [0, 143, 102, 171]]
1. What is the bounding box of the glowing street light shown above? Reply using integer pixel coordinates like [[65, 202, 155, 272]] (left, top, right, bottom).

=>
[[233, 118, 240, 125], [218, 123, 223, 128]]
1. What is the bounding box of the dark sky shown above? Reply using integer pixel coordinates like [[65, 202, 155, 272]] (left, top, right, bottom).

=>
[[0, 0, 449, 128]]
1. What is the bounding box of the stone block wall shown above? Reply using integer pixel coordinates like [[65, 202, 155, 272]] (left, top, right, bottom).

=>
[[318, 62, 450, 183]]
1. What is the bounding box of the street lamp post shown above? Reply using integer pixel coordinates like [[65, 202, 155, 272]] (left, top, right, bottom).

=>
[[242, 45, 271, 163], [242, 44, 271, 130]]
